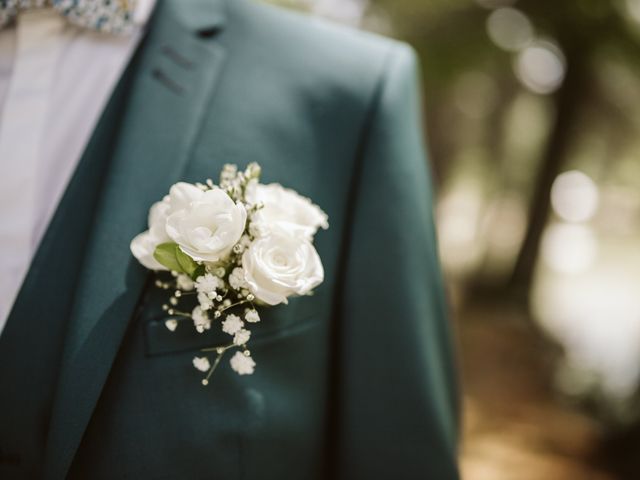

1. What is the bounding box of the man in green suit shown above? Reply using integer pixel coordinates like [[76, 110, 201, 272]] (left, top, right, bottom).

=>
[[0, 0, 459, 478]]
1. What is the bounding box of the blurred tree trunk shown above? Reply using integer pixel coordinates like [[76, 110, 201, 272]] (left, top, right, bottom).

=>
[[509, 52, 588, 294]]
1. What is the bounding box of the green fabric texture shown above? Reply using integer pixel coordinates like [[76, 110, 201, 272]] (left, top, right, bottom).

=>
[[0, 40, 138, 478], [0, 0, 459, 478]]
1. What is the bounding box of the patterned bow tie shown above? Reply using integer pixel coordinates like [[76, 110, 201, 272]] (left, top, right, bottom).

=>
[[0, 0, 138, 34]]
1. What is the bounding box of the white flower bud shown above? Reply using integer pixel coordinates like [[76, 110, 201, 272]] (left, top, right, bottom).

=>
[[164, 319, 178, 331], [244, 309, 260, 323]]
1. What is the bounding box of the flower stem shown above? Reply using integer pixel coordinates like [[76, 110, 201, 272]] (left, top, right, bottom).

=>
[[200, 344, 233, 386], [219, 299, 249, 313]]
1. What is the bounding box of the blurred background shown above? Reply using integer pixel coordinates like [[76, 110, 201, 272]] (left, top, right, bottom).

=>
[[268, 0, 640, 478]]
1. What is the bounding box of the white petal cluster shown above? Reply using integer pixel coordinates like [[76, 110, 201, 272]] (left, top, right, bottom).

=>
[[244, 309, 260, 323], [230, 351, 256, 375], [248, 183, 328, 240], [222, 314, 243, 335], [228, 267, 248, 291], [195, 273, 224, 297], [197, 292, 214, 311], [164, 319, 178, 331], [233, 329, 251, 346], [192, 306, 211, 333], [129, 200, 171, 270], [192, 356, 211, 372]]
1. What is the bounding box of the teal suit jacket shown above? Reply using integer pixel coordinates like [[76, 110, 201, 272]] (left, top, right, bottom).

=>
[[0, 0, 459, 478]]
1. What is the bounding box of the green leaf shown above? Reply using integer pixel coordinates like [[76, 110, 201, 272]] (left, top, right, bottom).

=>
[[153, 242, 184, 273], [175, 247, 199, 277]]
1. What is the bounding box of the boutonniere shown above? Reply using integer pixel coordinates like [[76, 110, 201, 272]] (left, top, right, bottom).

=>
[[130, 163, 328, 384]]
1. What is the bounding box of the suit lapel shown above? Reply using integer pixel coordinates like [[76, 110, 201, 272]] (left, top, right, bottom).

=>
[[43, 1, 228, 478]]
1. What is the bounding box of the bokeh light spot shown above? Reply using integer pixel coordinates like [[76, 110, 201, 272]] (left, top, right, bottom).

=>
[[486, 7, 534, 52], [515, 41, 566, 94], [551, 170, 599, 223], [542, 223, 598, 274]]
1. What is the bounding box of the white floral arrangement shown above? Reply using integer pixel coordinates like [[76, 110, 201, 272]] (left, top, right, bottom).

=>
[[130, 163, 328, 384]]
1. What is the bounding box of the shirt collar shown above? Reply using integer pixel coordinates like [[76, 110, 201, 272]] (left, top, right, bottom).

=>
[[133, 0, 157, 28]]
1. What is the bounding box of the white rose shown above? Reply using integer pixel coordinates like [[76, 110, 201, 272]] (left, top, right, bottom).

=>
[[249, 183, 328, 240], [130, 199, 171, 270], [242, 232, 324, 306], [166, 186, 247, 263]]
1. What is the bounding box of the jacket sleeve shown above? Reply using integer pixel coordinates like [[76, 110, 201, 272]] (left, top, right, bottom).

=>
[[334, 43, 460, 480]]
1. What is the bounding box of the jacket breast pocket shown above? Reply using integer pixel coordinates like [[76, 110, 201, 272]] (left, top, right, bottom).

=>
[[141, 290, 325, 357]]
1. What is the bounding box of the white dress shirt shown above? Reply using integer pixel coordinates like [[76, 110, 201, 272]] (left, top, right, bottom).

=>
[[0, 1, 155, 331]]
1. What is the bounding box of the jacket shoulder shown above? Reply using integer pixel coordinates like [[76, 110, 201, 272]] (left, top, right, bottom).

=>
[[225, 0, 412, 102]]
